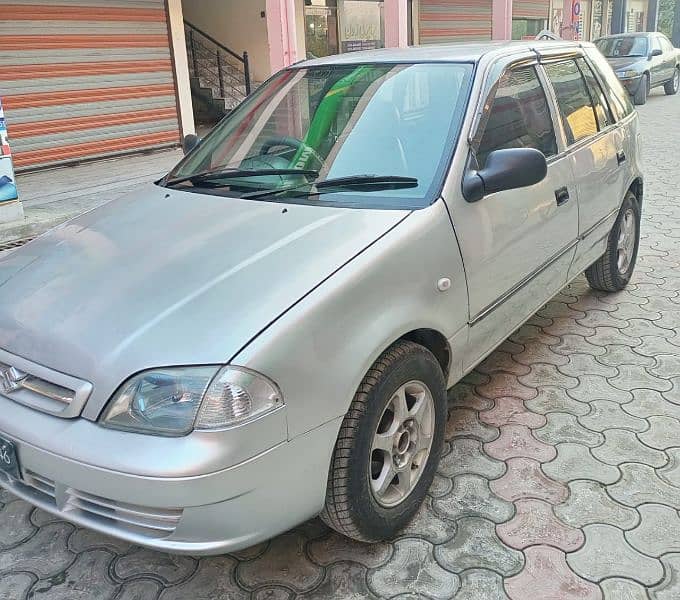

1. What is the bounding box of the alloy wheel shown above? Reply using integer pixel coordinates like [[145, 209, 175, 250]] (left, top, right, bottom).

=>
[[369, 380, 435, 507], [617, 208, 636, 275], [674, 70, 680, 93]]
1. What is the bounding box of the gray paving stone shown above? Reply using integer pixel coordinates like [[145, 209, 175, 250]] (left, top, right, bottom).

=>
[[555, 480, 639, 530], [609, 301, 661, 321], [567, 524, 663, 586], [437, 437, 506, 479], [308, 531, 391, 567], [477, 350, 531, 376], [596, 344, 655, 368], [542, 443, 620, 484], [568, 375, 633, 404], [237, 532, 324, 592], [300, 563, 374, 600], [252, 587, 294, 600], [0, 522, 75, 578], [550, 334, 607, 357], [448, 383, 495, 411], [510, 324, 560, 347], [0, 500, 35, 549], [434, 517, 524, 576], [658, 447, 680, 487], [29, 507, 63, 528], [586, 326, 642, 348], [428, 474, 454, 498], [0, 572, 35, 600], [577, 310, 628, 330], [117, 580, 162, 600], [609, 463, 680, 509], [634, 335, 680, 358], [396, 496, 458, 544], [518, 363, 579, 390], [454, 568, 509, 600], [592, 429, 668, 467], [624, 318, 677, 339], [525, 386, 591, 416], [558, 353, 619, 378], [433, 474, 514, 524], [650, 554, 680, 600], [114, 549, 196, 586], [158, 557, 246, 600], [535, 412, 604, 447], [626, 504, 680, 557], [623, 389, 680, 421], [638, 415, 680, 449], [542, 317, 595, 338], [28, 550, 118, 600], [610, 365, 673, 393], [579, 400, 648, 433], [601, 577, 651, 600], [446, 408, 499, 442], [368, 539, 459, 600], [650, 354, 680, 379], [67, 527, 134, 555]]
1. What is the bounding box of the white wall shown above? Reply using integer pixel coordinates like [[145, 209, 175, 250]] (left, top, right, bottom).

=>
[[167, 0, 195, 136], [182, 0, 271, 82]]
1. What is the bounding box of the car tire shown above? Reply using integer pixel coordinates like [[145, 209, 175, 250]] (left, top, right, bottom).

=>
[[664, 68, 680, 95], [585, 191, 640, 293], [634, 73, 649, 105], [320, 340, 446, 542]]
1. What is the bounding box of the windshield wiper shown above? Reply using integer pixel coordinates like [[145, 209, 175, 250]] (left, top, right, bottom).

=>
[[240, 174, 419, 200], [164, 168, 319, 187]]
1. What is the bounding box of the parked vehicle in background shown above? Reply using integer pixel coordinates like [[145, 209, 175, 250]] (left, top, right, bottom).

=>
[[595, 32, 680, 105], [0, 41, 643, 555]]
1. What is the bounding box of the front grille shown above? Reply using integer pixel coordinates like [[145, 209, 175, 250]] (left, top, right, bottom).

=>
[[0, 349, 92, 418], [2, 469, 181, 540]]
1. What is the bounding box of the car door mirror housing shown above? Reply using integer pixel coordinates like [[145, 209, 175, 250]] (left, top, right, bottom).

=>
[[462, 148, 548, 203], [182, 134, 202, 155], [650, 48, 663, 58]]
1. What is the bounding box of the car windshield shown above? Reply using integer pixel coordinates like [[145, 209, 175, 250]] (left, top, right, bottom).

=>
[[165, 62, 474, 209], [596, 36, 648, 58]]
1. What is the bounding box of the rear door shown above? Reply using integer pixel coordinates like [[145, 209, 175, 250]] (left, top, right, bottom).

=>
[[659, 36, 677, 81], [649, 35, 666, 86], [449, 56, 578, 366], [540, 53, 627, 277]]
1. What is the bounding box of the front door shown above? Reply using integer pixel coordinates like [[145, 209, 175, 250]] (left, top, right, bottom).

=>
[[449, 62, 579, 368]]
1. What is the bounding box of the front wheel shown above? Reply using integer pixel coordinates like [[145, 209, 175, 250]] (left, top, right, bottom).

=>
[[585, 191, 640, 292], [664, 68, 680, 95], [320, 340, 446, 542], [634, 73, 649, 105]]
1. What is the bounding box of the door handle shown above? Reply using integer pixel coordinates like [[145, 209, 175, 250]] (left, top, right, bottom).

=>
[[555, 186, 570, 206], [617, 150, 627, 165]]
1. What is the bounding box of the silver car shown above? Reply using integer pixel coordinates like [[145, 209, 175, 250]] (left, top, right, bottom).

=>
[[0, 41, 642, 554]]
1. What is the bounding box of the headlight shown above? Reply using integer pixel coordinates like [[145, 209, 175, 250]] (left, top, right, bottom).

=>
[[100, 366, 283, 436], [617, 70, 639, 79]]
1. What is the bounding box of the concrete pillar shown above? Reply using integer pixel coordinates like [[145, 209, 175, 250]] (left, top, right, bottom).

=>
[[266, 0, 299, 73], [610, 0, 627, 33], [492, 0, 513, 40], [166, 0, 195, 137], [646, 0, 659, 31], [385, 0, 409, 47]]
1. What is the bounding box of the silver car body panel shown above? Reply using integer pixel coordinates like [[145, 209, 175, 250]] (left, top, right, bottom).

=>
[[0, 40, 643, 553]]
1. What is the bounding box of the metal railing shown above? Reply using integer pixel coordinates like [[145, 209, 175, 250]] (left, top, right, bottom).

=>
[[184, 20, 251, 107]]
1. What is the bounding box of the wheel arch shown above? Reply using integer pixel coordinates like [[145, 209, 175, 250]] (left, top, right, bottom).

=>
[[628, 177, 643, 210], [399, 328, 451, 381]]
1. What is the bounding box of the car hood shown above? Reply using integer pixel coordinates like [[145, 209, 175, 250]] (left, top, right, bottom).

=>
[[605, 56, 646, 72], [0, 184, 408, 417]]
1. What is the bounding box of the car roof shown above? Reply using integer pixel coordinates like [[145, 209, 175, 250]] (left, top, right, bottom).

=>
[[294, 40, 591, 68], [596, 32, 656, 40]]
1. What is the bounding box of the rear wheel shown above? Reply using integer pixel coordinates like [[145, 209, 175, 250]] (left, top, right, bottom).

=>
[[321, 340, 446, 542], [585, 191, 640, 292], [664, 68, 680, 95], [634, 73, 649, 105]]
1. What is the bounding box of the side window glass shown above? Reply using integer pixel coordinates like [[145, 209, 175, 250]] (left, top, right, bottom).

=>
[[650, 36, 661, 52], [576, 58, 613, 129], [661, 38, 673, 53], [476, 66, 558, 168], [544, 60, 598, 145], [584, 48, 635, 119]]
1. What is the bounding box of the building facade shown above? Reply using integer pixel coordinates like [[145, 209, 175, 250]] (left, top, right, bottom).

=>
[[0, 0, 659, 178]]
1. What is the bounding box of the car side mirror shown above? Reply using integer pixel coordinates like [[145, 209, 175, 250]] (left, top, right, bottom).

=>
[[462, 148, 548, 203], [650, 48, 663, 58], [182, 134, 202, 155]]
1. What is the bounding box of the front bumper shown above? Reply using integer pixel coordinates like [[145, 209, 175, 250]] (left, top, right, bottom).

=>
[[0, 398, 341, 554]]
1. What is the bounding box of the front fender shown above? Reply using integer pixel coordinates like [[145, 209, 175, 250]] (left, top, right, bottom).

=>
[[231, 199, 469, 440]]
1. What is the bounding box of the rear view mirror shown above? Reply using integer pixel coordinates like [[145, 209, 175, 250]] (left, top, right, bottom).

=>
[[462, 148, 548, 203], [182, 134, 202, 155], [650, 48, 663, 58]]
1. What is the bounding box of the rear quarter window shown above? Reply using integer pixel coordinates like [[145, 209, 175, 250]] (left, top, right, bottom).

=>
[[584, 47, 635, 120]]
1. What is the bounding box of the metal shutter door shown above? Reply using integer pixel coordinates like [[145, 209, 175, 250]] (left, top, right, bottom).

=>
[[0, 0, 180, 171], [512, 0, 550, 20], [418, 0, 492, 43]]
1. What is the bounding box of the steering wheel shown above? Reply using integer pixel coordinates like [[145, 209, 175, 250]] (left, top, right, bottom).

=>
[[259, 136, 325, 170]]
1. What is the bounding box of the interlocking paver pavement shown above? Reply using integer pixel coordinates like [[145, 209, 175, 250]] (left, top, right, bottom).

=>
[[1, 90, 679, 599]]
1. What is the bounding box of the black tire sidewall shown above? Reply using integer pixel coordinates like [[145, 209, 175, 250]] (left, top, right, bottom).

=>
[[606, 192, 640, 288], [345, 346, 446, 540], [635, 74, 649, 104]]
